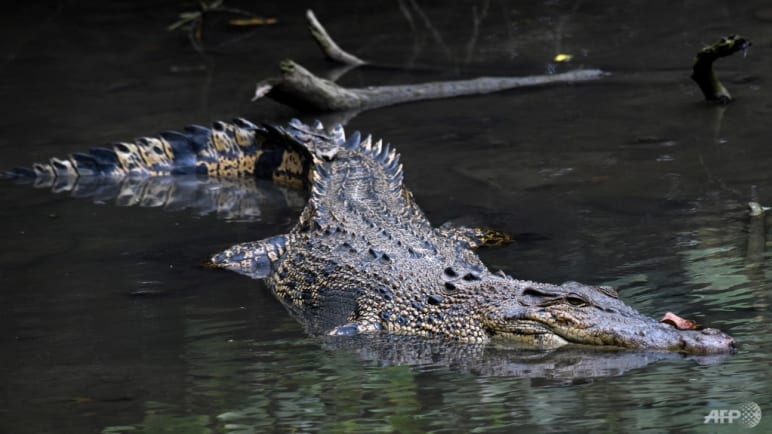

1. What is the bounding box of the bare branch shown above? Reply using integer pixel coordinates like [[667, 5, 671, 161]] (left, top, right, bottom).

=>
[[306, 10, 366, 66], [407, 0, 453, 60], [691, 35, 751, 103], [464, 0, 490, 64]]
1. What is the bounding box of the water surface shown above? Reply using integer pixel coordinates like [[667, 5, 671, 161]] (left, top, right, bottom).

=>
[[1, 1, 770, 433]]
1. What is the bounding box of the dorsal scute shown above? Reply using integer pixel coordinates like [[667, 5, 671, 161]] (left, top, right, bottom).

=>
[[345, 130, 361, 150], [282, 122, 408, 227], [69, 152, 100, 176], [49, 157, 78, 178], [287, 122, 404, 182], [181, 125, 211, 154], [331, 124, 346, 147]]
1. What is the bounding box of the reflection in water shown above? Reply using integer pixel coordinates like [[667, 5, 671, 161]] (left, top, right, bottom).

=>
[[676, 200, 769, 314], [99, 331, 747, 433], [3, 1, 772, 433], [320, 335, 732, 379], [9, 175, 306, 223]]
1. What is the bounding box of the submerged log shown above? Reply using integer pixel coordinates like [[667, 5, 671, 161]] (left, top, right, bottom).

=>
[[255, 60, 605, 113], [691, 35, 751, 103], [251, 9, 605, 113]]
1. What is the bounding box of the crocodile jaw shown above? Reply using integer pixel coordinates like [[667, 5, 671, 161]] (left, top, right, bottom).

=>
[[545, 313, 737, 354], [481, 280, 736, 354]]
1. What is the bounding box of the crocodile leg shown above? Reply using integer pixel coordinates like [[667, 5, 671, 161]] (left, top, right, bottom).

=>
[[207, 234, 289, 279], [328, 321, 383, 336], [439, 223, 512, 249]]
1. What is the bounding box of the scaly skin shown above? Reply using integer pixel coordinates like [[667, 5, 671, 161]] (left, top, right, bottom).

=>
[[210, 120, 736, 354], [4, 119, 736, 354]]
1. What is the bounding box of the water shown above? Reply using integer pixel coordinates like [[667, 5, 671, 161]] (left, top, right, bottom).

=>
[[1, 1, 771, 433]]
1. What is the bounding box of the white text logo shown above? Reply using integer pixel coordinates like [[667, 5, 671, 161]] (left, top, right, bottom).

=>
[[704, 402, 761, 428]]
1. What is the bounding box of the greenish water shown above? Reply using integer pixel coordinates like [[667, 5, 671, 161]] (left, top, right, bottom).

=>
[[1, 1, 770, 433]]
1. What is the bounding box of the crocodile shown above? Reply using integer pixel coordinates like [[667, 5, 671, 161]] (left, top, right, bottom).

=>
[[3, 118, 736, 354]]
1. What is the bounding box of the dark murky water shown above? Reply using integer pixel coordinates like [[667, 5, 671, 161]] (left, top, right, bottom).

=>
[[1, 1, 771, 433]]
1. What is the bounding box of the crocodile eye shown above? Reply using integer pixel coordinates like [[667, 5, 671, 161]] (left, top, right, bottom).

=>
[[565, 294, 588, 307]]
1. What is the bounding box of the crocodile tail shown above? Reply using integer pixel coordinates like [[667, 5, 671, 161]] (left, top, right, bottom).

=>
[[1, 118, 317, 190]]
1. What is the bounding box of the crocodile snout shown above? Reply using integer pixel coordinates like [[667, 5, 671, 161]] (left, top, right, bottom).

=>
[[681, 327, 736, 354]]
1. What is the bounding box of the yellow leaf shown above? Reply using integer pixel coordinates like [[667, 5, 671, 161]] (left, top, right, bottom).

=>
[[229, 17, 278, 27]]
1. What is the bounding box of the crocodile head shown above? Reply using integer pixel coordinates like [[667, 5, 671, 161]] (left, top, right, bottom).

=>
[[481, 280, 735, 354]]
